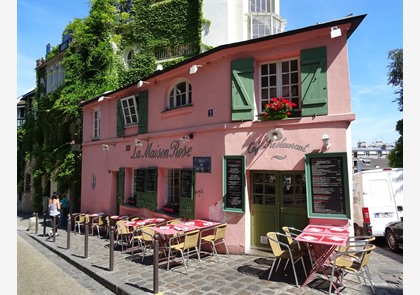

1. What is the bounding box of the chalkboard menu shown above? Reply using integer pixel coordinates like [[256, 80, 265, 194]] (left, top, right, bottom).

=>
[[305, 153, 350, 219], [223, 156, 245, 213]]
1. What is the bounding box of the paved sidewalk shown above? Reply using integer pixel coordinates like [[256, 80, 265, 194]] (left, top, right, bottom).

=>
[[17, 213, 403, 295]]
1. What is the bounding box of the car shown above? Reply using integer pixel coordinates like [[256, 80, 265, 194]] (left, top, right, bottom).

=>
[[384, 220, 403, 253]]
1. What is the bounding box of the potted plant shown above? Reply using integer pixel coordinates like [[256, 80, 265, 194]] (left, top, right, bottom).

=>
[[262, 97, 297, 120]]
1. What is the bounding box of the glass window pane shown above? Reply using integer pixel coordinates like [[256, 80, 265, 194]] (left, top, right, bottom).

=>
[[266, 195, 275, 205], [265, 184, 276, 195]]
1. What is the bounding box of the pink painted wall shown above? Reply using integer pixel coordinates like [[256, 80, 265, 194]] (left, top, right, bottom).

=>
[[81, 22, 357, 254]]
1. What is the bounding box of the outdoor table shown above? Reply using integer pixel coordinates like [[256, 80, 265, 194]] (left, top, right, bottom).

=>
[[295, 224, 349, 293]]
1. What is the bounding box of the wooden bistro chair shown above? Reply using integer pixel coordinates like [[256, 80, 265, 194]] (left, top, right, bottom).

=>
[[199, 223, 230, 261], [266, 231, 307, 287], [166, 229, 202, 274]]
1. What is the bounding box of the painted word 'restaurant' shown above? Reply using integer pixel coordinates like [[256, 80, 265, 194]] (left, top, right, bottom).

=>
[[247, 137, 310, 156]]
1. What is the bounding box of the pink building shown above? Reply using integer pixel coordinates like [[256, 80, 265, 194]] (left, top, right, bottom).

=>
[[81, 15, 365, 254]]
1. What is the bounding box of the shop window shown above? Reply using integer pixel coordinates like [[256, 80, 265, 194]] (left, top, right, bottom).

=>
[[168, 80, 192, 110], [120, 95, 138, 126], [166, 169, 181, 212], [283, 173, 307, 208], [252, 172, 276, 205]]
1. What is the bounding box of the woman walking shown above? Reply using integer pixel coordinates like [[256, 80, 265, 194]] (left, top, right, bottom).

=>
[[48, 193, 61, 238]]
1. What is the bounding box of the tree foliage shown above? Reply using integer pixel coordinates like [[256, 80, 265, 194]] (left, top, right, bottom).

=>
[[387, 49, 403, 168], [387, 49, 403, 112], [18, 0, 205, 209]]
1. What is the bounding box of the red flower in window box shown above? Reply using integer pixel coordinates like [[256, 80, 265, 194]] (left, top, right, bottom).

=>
[[263, 97, 296, 120]]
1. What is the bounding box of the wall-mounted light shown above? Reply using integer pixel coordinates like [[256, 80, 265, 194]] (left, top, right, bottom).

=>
[[330, 26, 342, 38], [98, 96, 111, 102], [189, 64, 202, 75], [180, 132, 194, 142], [267, 128, 283, 142], [156, 64, 163, 71], [322, 133, 331, 149], [137, 80, 150, 88], [134, 138, 149, 147], [102, 143, 115, 151]]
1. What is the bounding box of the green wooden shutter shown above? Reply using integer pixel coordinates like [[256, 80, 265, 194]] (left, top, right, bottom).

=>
[[117, 168, 125, 214], [231, 58, 255, 121], [137, 90, 148, 134], [116, 101, 124, 137], [300, 46, 328, 116]]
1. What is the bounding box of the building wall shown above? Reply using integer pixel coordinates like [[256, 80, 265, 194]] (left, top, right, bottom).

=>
[[81, 20, 359, 254]]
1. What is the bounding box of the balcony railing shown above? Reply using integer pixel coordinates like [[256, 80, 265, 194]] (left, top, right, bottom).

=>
[[154, 43, 195, 61]]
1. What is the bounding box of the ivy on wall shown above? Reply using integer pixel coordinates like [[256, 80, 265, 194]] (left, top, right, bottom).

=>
[[18, 0, 206, 211]]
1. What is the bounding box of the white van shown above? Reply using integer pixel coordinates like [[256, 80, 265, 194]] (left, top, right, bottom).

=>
[[352, 168, 403, 237]]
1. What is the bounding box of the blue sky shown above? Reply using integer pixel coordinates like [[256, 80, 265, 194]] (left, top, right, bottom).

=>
[[16, 0, 403, 147]]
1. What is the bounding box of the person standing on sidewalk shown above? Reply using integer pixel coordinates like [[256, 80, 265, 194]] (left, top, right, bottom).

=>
[[48, 193, 61, 237], [60, 193, 70, 228]]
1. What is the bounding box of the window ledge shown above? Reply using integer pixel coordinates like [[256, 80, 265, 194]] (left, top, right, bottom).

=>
[[161, 105, 193, 118]]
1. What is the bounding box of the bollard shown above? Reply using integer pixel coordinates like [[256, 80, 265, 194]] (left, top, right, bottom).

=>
[[43, 213, 47, 237], [109, 226, 114, 271], [52, 215, 56, 242], [67, 216, 71, 249], [84, 219, 89, 258], [153, 233, 159, 294], [35, 213, 39, 234]]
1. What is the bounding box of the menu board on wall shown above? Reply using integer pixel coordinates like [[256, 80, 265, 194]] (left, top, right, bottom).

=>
[[305, 152, 350, 219], [223, 155, 245, 213]]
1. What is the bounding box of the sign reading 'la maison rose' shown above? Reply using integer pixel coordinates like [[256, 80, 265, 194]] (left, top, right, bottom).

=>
[[131, 141, 193, 159]]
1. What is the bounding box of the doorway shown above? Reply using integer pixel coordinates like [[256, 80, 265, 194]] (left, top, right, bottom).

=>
[[250, 171, 308, 249]]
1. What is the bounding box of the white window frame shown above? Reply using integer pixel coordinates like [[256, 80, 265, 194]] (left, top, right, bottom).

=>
[[248, 14, 282, 39], [120, 95, 138, 126], [249, 0, 275, 13], [259, 58, 300, 113], [93, 108, 100, 139], [168, 80, 192, 109]]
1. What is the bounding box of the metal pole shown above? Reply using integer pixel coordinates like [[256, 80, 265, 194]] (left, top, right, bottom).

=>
[[67, 216, 71, 249], [109, 226, 114, 271], [35, 213, 39, 234], [84, 219, 89, 258], [153, 233, 159, 294], [52, 216, 56, 242], [43, 213, 47, 237]]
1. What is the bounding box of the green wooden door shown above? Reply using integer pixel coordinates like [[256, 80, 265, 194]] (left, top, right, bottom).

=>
[[251, 171, 308, 249], [179, 169, 195, 220]]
